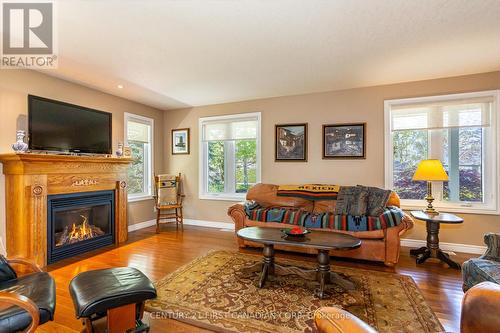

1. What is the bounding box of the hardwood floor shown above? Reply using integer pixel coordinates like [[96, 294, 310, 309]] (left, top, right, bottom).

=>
[[38, 225, 473, 333]]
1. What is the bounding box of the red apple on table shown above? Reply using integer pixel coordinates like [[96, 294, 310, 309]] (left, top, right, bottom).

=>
[[290, 227, 303, 235]]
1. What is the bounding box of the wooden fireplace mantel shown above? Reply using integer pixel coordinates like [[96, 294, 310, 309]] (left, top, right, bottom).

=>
[[0, 153, 132, 267]]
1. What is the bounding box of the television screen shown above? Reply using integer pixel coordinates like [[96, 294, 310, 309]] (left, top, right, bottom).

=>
[[28, 95, 112, 154]]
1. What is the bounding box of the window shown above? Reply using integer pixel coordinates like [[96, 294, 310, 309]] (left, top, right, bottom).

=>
[[125, 113, 154, 201], [385, 91, 499, 214], [199, 112, 261, 200]]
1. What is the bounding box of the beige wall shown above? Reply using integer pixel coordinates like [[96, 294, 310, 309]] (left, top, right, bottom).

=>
[[0, 70, 165, 242], [164, 71, 500, 247]]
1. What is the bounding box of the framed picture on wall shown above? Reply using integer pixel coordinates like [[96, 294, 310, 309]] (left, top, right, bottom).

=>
[[322, 123, 366, 159], [171, 128, 190, 155], [275, 123, 308, 161]]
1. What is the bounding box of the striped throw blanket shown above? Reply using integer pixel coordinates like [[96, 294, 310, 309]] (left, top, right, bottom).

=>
[[276, 184, 340, 200], [245, 204, 404, 232]]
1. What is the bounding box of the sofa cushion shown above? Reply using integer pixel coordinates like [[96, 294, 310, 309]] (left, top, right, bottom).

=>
[[312, 200, 336, 213], [364, 186, 392, 216], [334, 186, 369, 216], [246, 205, 405, 232], [246, 183, 313, 211], [244, 219, 385, 239]]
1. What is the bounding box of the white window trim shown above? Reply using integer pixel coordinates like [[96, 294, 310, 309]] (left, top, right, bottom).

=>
[[198, 112, 262, 201], [124, 112, 155, 202], [384, 90, 500, 215]]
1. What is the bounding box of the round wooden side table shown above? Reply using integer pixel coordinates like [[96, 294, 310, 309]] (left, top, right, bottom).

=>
[[409, 210, 464, 269]]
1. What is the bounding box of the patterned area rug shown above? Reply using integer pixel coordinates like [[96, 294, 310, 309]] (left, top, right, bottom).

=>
[[146, 251, 443, 333]]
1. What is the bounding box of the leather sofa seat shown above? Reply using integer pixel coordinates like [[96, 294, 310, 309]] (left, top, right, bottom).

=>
[[0, 272, 55, 333], [69, 267, 157, 318]]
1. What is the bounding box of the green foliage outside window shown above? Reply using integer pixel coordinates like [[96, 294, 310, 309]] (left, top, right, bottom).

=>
[[208, 141, 225, 193], [236, 139, 257, 193], [207, 139, 257, 194], [127, 141, 145, 194]]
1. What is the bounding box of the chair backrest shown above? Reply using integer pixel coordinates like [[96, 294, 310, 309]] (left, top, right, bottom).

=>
[[0, 255, 17, 282], [155, 173, 181, 206]]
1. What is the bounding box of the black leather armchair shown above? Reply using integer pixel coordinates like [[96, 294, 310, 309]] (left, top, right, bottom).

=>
[[0, 256, 56, 333]]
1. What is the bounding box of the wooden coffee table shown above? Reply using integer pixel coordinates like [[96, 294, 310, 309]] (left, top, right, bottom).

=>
[[236, 226, 361, 298]]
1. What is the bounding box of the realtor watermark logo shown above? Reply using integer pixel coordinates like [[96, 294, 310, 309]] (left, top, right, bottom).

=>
[[1, 0, 57, 68]]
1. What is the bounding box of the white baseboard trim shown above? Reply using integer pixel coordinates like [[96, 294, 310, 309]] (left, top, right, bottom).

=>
[[127, 218, 235, 232], [128, 219, 156, 232], [184, 219, 235, 230], [127, 220, 485, 255], [401, 238, 486, 255]]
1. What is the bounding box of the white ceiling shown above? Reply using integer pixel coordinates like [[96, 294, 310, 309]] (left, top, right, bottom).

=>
[[45, 0, 500, 110]]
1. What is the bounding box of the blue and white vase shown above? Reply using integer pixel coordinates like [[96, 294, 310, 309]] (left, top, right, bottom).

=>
[[12, 130, 28, 153], [116, 142, 124, 157]]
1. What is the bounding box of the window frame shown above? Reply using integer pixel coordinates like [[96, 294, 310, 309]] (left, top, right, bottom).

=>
[[384, 90, 500, 215], [198, 112, 262, 201], [124, 112, 154, 202]]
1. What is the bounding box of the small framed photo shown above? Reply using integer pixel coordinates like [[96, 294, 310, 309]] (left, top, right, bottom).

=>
[[275, 123, 307, 161], [171, 128, 190, 155], [322, 123, 366, 159]]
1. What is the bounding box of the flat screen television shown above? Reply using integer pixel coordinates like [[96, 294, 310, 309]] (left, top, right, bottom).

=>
[[28, 95, 112, 154]]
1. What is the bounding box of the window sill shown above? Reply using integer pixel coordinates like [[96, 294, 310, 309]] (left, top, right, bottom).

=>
[[128, 195, 154, 203], [199, 194, 245, 202], [400, 203, 500, 216]]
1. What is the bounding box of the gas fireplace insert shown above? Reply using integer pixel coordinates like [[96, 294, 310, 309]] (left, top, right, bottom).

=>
[[47, 190, 115, 264]]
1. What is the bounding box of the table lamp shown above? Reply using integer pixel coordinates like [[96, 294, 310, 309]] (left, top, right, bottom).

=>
[[412, 159, 449, 214]]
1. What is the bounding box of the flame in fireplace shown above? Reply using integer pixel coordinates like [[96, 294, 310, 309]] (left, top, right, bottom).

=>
[[55, 215, 106, 247], [69, 215, 96, 241]]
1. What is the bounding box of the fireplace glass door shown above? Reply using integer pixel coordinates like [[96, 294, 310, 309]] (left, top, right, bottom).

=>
[[47, 190, 115, 264], [54, 205, 110, 248]]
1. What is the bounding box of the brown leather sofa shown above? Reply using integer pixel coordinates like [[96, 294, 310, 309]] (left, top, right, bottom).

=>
[[314, 281, 500, 333], [228, 183, 414, 266]]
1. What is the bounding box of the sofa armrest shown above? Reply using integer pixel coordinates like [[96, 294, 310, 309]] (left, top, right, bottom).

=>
[[481, 233, 500, 261], [0, 291, 40, 333], [228, 202, 247, 231], [314, 307, 377, 333], [461, 282, 500, 333], [398, 213, 414, 236], [228, 203, 247, 248]]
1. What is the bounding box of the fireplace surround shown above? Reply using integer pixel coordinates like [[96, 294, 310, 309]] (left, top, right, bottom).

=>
[[0, 153, 131, 267]]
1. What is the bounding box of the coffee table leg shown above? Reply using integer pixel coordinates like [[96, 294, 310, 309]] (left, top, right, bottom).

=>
[[316, 250, 331, 299], [316, 249, 355, 298], [259, 244, 274, 288]]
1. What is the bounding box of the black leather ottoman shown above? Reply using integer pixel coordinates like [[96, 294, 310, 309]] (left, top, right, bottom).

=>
[[69, 267, 157, 333]]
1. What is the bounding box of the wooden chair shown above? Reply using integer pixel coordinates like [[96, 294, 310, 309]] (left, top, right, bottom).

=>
[[154, 173, 185, 232]]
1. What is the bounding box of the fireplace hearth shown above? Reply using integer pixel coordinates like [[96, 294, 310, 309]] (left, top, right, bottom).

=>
[[47, 190, 115, 264]]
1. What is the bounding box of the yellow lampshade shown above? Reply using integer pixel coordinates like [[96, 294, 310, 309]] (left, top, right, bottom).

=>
[[412, 159, 449, 181]]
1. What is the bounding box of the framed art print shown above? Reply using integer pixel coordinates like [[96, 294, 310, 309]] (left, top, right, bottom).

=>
[[275, 123, 307, 161], [322, 123, 366, 159], [172, 128, 190, 155]]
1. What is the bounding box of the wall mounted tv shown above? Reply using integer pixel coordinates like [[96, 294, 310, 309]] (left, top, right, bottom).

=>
[[28, 95, 112, 154]]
